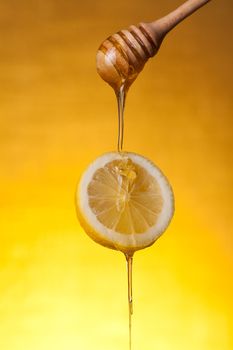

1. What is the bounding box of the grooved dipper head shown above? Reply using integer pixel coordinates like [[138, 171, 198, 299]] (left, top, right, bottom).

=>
[[96, 24, 160, 93], [97, 1, 211, 93]]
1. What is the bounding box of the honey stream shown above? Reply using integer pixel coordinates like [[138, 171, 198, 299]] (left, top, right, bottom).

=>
[[125, 253, 134, 350], [115, 82, 134, 350], [116, 85, 126, 153]]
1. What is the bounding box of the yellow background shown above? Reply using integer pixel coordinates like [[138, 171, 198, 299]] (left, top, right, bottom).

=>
[[0, 1, 232, 349]]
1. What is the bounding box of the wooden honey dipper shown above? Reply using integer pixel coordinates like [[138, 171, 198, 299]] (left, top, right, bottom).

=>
[[96, 0, 211, 93]]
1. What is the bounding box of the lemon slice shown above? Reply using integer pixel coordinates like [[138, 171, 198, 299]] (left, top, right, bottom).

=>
[[76, 152, 174, 254]]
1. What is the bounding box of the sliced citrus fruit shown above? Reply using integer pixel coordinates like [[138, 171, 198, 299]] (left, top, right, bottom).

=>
[[76, 152, 174, 254]]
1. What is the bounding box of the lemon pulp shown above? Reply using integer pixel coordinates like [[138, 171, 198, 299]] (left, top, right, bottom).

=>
[[88, 157, 163, 234]]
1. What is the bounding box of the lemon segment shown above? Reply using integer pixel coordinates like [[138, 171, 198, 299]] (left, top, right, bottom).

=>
[[76, 152, 174, 254]]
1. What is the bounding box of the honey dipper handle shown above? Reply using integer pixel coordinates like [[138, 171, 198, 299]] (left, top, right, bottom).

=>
[[150, 0, 211, 37]]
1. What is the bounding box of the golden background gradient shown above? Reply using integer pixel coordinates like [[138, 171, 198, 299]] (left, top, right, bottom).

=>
[[0, 0, 232, 349]]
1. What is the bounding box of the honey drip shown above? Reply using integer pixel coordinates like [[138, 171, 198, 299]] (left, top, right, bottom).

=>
[[112, 44, 142, 349], [116, 85, 126, 153], [125, 253, 134, 350], [115, 72, 136, 348]]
